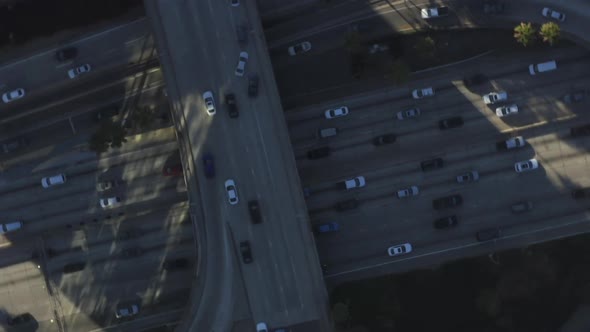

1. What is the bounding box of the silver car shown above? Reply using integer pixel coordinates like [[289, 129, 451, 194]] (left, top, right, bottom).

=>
[[234, 51, 249, 77], [387, 243, 412, 256], [100, 196, 121, 208], [203, 91, 216, 116], [2, 88, 25, 103], [115, 303, 139, 318], [515, 159, 539, 173], [397, 186, 419, 198], [225, 179, 239, 205], [396, 108, 421, 120], [288, 41, 311, 56], [68, 64, 91, 79], [456, 171, 479, 183], [324, 106, 349, 119]]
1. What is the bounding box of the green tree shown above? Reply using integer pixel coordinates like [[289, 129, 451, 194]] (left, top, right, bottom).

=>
[[414, 36, 436, 59], [539, 22, 560, 46], [344, 31, 362, 55], [132, 106, 156, 130], [88, 120, 128, 153], [332, 302, 351, 327], [388, 60, 411, 85], [514, 22, 536, 47]]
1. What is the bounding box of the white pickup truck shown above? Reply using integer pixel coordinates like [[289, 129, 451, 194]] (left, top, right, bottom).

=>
[[421, 6, 449, 19]]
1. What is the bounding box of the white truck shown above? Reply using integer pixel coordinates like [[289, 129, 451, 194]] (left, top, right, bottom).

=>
[[421, 6, 449, 19]]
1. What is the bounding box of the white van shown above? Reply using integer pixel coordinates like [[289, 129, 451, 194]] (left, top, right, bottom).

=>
[[0, 221, 22, 234], [41, 174, 67, 188], [529, 60, 557, 75]]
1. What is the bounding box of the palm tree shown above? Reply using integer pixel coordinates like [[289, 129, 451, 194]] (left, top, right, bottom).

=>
[[540, 22, 560, 46], [514, 22, 536, 47]]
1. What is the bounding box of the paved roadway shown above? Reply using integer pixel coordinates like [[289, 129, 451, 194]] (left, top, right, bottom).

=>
[[0, 22, 196, 331], [289, 45, 590, 285], [144, 0, 331, 331]]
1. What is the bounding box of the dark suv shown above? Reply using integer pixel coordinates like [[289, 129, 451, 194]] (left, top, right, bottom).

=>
[[463, 74, 487, 87], [372, 134, 396, 146], [63, 262, 86, 274], [240, 241, 253, 264], [421, 158, 444, 171], [248, 200, 262, 224], [307, 147, 331, 160], [335, 199, 359, 211], [476, 228, 501, 241], [439, 116, 464, 130], [434, 215, 458, 229], [571, 124, 590, 138], [433, 194, 463, 210], [1, 137, 29, 154], [55, 47, 78, 62], [225, 93, 239, 118], [572, 188, 590, 199], [163, 258, 189, 271], [248, 74, 259, 97]]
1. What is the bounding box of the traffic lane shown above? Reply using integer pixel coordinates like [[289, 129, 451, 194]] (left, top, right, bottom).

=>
[[0, 65, 163, 126], [295, 77, 590, 185], [225, 85, 320, 322], [0, 18, 152, 97], [315, 138, 590, 266]]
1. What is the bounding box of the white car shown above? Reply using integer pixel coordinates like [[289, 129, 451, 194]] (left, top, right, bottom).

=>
[[388, 243, 412, 256], [397, 186, 419, 198], [256, 322, 268, 332], [100, 196, 121, 208], [288, 41, 311, 56], [412, 87, 434, 99], [343, 176, 366, 190], [225, 179, 239, 205], [515, 159, 539, 173], [542, 7, 565, 22], [234, 51, 249, 77], [324, 106, 349, 119], [496, 104, 519, 117], [67, 64, 91, 79], [2, 88, 25, 103], [397, 108, 421, 120], [231, 0, 239, 7], [203, 91, 216, 116], [483, 91, 508, 104]]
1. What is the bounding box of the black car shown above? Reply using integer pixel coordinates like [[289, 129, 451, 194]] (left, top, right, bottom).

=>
[[476, 228, 501, 241], [121, 247, 143, 258], [225, 93, 239, 118], [248, 74, 259, 97], [335, 199, 359, 211], [483, 0, 505, 14], [63, 262, 86, 274], [463, 74, 487, 87], [570, 124, 590, 138], [572, 188, 590, 199], [248, 200, 262, 224], [439, 116, 464, 130], [96, 107, 120, 122], [1, 137, 29, 154], [307, 147, 331, 160], [240, 241, 253, 264], [203, 153, 215, 179], [118, 229, 143, 240], [434, 215, 458, 229], [7, 313, 34, 326], [563, 90, 586, 104], [421, 158, 444, 171], [511, 201, 533, 213], [163, 258, 189, 271], [372, 133, 396, 146], [236, 24, 248, 45], [432, 194, 463, 210], [55, 47, 78, 62]]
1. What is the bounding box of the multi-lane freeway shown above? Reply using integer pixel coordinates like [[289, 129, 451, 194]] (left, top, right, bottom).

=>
[[2, 0, 590, 331]]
